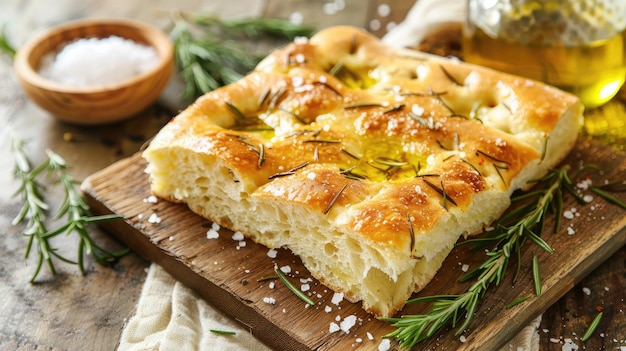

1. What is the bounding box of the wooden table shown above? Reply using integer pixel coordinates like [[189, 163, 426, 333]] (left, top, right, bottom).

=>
[[0, 1, 624, 350]]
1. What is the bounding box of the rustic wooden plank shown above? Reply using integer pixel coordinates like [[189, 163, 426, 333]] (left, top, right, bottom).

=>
[[81, 136, 626, 350]]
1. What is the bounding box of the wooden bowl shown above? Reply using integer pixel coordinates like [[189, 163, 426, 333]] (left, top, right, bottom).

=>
[[14, 18, 174, 125]]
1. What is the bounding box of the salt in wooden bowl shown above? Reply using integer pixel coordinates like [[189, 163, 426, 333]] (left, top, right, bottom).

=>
[[14, 18, 174, 125]]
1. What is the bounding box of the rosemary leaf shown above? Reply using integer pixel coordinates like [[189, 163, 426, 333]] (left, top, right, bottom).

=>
[[225, 101, 247, 121], [581, 311, 603, 342], [532, 254, 541, 296], [590, 186, 626, 209], [323, 183, 347, 215], [210, 329, 237, 335], [440, 65, 462, 86], [0, 25, 16, 57], [274, 267, 315, 305], [506, 295, 530, 309]]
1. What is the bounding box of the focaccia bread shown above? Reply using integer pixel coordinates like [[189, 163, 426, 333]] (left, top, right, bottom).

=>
[[143, 26, 583, 318]]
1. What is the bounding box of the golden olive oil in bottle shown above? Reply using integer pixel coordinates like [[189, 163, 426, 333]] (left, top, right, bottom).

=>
[[463, 0, 626, 108]]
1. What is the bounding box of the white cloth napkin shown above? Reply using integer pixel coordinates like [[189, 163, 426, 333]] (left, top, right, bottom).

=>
[[118, 264, 272, 351], [119, 1, 541, 350], [118, 265, 540, 351]]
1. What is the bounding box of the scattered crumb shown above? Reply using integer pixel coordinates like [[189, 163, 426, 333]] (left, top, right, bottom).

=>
[[582, 287, 591, 295], [367, 332, 374, 340], [329, 322, 340, 333]]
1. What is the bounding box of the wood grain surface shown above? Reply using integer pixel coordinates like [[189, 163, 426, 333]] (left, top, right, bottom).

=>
[[81, 136, 626, 351]]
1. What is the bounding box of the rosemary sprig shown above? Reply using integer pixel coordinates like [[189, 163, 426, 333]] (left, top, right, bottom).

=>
[[11, 136, 128, 281], [382, 165, 625, 347], [43, 149, 129, 273], [167, 12, 314, 99], [11, 137, 62, 282]]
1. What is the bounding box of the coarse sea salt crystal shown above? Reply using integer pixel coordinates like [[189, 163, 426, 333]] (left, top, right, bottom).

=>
[[262, 297, 276, 304], [147, 213, 161, 224], [280, 265, 291, 274], [206, 229, 219, 239], [39, 35, 159, 87], [331, 292, 344, 305], [378, 339, 391, 351], [143, 195, 158, 203], [232, 231, 244, 241], [267, 249, 278, 258], [340, 315, 357, 333]]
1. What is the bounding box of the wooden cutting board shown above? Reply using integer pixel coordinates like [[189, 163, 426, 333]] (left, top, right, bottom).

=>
[[81, 136, 626, 351]]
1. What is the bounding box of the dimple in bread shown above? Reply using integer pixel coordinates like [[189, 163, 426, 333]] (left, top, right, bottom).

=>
[[143, 26, 583, 318]]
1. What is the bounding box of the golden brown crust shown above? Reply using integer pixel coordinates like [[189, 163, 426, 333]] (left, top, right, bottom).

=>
[[143, 25, 583, 317]]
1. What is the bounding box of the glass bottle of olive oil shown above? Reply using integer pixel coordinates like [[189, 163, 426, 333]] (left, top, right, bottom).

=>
[[462, 0, 626, 109]]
